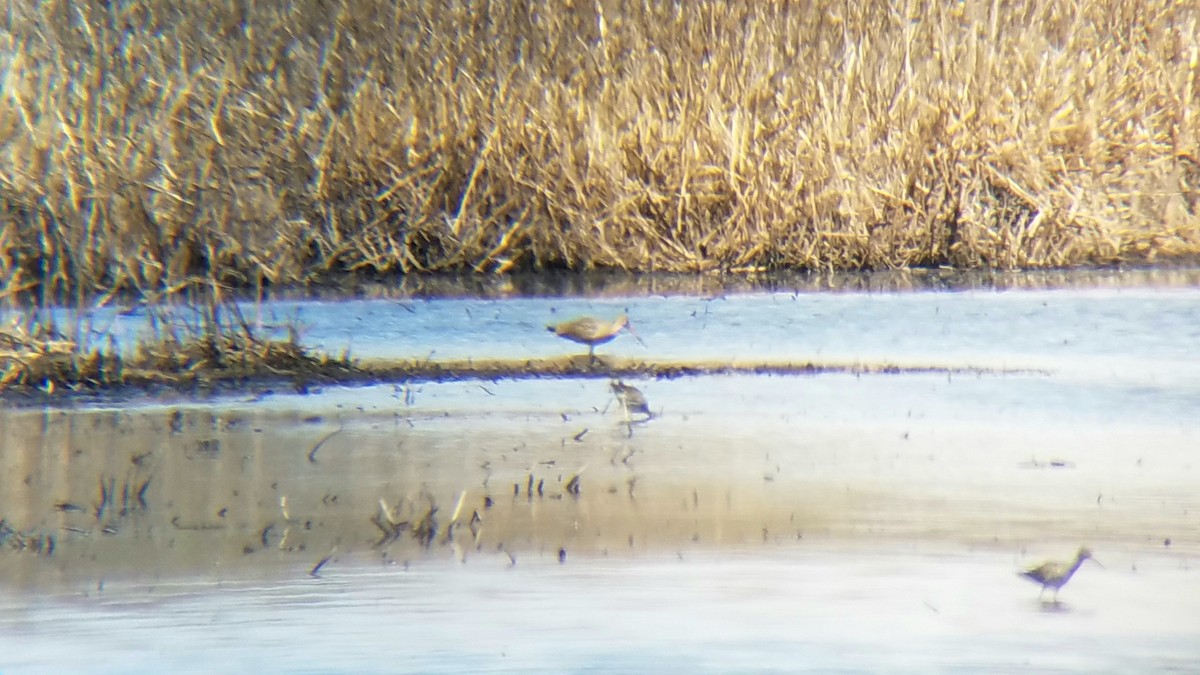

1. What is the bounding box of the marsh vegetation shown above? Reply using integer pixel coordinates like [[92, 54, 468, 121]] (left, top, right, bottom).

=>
[[0, 294, 351, 393], [4, 1, 1199, 389], [2, 0, 1198, 307]]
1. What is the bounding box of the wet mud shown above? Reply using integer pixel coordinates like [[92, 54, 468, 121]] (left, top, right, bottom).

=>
[[2, 374, 1195, 594]]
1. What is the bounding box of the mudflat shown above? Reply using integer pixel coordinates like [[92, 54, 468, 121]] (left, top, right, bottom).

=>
[[2, 373, 1194, 588]]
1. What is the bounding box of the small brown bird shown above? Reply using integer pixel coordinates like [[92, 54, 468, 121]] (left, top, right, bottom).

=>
[[610, 379, 652, 422], [546, 314, 645, 362], [1019, 547, 1101, 602]]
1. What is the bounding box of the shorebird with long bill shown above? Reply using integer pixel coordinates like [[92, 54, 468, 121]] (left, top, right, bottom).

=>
[[546, 314, 645, 363], [1019, 546, 1101, 603], [610, 379, 652, 423]]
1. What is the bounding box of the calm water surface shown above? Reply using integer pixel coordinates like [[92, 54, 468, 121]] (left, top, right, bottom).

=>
[[2, 271, 1199, 672], [4, 549, 1198, 674]]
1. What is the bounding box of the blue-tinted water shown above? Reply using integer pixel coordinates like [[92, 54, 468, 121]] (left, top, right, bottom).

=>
[[3, 271, 1199, 672], [2, 549, 1196, 674], [23, 281, 1200, 383]]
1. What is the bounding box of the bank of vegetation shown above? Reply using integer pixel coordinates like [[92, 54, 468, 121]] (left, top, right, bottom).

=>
[[3, 0, 1199, 300], [0, 299, 352, 393], [1, 1, 1198, 390]]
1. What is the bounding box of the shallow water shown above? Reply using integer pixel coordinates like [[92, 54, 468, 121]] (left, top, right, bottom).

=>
[[2, 270, 1199, 672], [22, 269, 1200, 382], [4, 548, 1198, 674]]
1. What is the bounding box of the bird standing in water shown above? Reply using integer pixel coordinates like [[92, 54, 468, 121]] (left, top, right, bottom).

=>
[[610, 379, 652, 423], [546, 314, 645, 363], [1019, 547, 1101, 602]]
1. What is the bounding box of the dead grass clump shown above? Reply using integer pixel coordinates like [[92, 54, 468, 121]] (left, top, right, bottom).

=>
[[1, 1, 1198, 301], [121, 302, 355, 388], [0, 315, 118, 391], [0, 301, 352, 394], [129, 327, 326, 384]]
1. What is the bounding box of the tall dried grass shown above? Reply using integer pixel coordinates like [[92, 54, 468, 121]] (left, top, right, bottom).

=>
[[0, 295, 349, 393], [1, 0, 1198, 303]]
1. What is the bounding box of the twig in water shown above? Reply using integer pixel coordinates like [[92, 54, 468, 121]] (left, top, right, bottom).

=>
[[136, 478, 152, 508], [310, 547, 336, 577], [468, 510, 482, 539], [95, 476, 112, 520], [565, 473, 582, 496], [448, 491, 467, 524], [413, 504, 438, 549], [372, 498, 409, 546], [307, 428, 344, 463]]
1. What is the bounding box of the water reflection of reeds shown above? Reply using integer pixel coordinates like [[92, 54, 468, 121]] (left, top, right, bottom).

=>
[[3, 382, 1197, 591], [0, 405, 788, 588]]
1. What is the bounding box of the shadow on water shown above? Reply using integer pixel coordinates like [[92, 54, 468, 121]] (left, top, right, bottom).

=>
[[1039, 600, 1076, 613]]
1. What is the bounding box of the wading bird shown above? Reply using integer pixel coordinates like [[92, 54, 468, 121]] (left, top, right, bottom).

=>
[[1019, 547, 1101, 603], [546, 314, 645, 363], [610, 379, 652, 423]]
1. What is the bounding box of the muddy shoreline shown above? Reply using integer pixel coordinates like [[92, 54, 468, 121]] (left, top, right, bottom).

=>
[[0, 355, 1046, 407], [3, 367, 1195, 593]]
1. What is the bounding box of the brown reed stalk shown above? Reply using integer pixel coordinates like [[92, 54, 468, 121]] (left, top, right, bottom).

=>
[[0, 0, 1195, 306]]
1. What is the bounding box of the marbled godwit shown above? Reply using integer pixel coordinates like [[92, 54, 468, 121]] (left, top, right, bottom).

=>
[[1019, 547, 1101, 602], [610, 379, 652, 422], [546, 314, 644, 362]]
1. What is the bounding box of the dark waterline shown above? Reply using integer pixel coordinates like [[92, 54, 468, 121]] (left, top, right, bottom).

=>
[[196, 265, 1200, 301]]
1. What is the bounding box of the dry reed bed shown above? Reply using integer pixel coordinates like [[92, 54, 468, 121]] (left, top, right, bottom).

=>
[[0, 308, 350, 393], [1, 0, 1198, 304]]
